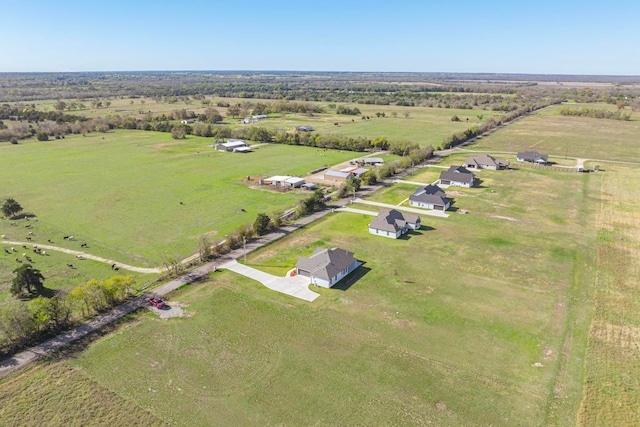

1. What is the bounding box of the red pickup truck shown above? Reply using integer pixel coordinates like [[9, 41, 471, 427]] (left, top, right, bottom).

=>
[[147, 297, 167, 309]]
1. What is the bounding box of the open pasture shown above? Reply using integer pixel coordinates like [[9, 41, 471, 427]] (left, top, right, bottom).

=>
[[0, 130, 357, 269], [26, 96, 505, 149], [577, 163, 640, 426], [471, 106, 640, 163], [50, 163, 600, 426]]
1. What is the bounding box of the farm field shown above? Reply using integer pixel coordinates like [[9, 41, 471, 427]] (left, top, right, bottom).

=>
[[0, 361, 169, 426], [26, 96, 505, 148], [6, 163, 597, 426], [470, 105, 640, 163], [577, 163, 640, 425], [0, 129, 357, 270]]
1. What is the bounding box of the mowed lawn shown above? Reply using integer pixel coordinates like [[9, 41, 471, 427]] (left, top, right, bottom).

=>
[[48, 165, 601, 426], [471, 105, 640, 163], [0, 130, 358, 268]]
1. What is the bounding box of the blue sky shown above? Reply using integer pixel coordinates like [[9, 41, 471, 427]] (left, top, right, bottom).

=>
[[1, 0, 638, 74]]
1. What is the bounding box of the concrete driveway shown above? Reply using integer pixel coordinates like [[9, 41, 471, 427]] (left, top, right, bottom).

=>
[[219, 259, 320, 302], [354, 198, 449, 218]]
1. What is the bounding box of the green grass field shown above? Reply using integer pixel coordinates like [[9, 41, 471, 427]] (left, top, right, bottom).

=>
[[470, 104, 640, 163], [14, 163, 594, 426], [577, 163, 640, 426], [0, 130, 357, 268], [27, 96, 505, 149]]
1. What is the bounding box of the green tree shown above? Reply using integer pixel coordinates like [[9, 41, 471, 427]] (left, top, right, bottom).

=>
[[1, 198, 23, 218], [171, 127, 186, 139], [54, 100, 67, 111], [11, 265, 45, 297], [253, 213, 271, 236]]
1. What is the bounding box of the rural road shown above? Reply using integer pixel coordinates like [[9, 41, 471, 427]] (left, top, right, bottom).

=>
[[0, 146, 476, 379]]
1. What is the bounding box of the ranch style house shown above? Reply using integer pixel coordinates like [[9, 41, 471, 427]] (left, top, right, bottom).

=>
[[516, 151, 549, 164], [438, 166, 475, 188], [464, 153, 509, 170], [295, 247, 361, 288], [409, 184, 451, 211], [368, 208, 421, 239]]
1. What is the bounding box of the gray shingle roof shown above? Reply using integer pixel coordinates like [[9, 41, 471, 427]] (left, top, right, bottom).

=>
[[517, 151, 548, 162], [369, 209, 420, 233], [295, 247, 357, 281], [439, 166, 475, 184], [409, 184, 450, 205], [466, 153, 502, 168]]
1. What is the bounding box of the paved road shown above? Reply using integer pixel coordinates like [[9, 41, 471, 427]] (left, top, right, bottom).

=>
[[219, 259, 319, 302], [335, 207, 378, 216], [0, 106, 554, 379]]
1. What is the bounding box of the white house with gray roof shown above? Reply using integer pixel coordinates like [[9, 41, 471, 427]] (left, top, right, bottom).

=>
[[295, 247, 361, 288], [409, 184, 451, 211], [464, 154, 509, 170], [368, 209, 421, 239], [438, 166, 475, 188]]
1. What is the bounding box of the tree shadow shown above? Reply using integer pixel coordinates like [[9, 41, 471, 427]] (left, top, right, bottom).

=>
[[331, 264, 371, 292]]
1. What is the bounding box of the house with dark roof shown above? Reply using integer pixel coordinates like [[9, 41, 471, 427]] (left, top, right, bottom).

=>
[[438, 166, 475, 188], [295, 247, 361, 288], [409, 184, 451, 211], [294, 125, 314, 132], [368, 209, 421, 239], [516, 151, 548, 164], [464, 154, 509, 170]]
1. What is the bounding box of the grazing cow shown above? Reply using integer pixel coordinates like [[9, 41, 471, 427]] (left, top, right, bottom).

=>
[[26, 236, 32, 241], [11, 247, 16, 252], [4, 248, 10, 254], [47, 239, 53, 243], [1, 235, 6, 239], [63, 236, 69, 240], [67, 264, 74, 268], [114, 267, 119, 271], [76, 255, 84, 260], [22, 253, 27, 257], [80, 243, 88, 248], [22, 245, 27, 249], [25, 256, 32, 263], [15, 258, 21, 263], [111, 263, 116, 269], [27, 231, 34, 235], [42, 250, 46, 256], [68, 236, 74, 241]]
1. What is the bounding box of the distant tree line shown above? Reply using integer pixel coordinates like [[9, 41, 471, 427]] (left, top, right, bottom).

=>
[[558, 106, 631, 121]]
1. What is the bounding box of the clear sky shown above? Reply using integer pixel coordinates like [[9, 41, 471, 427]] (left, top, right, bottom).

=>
[[1, 0, 638, 75]]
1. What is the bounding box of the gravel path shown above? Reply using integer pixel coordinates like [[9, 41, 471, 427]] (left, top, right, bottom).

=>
[[1, 240, 163, 274]]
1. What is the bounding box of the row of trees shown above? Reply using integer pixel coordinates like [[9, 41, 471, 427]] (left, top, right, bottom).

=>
[[441, 102, 554, 150], [0, 274, 134, 356], [558, 106, 632, 121]]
